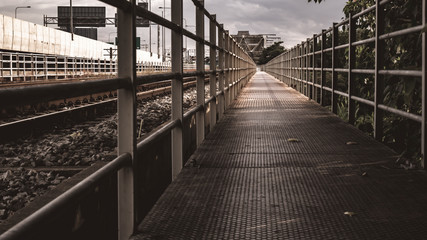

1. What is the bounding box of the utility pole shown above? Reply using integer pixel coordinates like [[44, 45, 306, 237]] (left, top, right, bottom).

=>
[[70, 0, 74, 40], [149, 0, 151, 55]]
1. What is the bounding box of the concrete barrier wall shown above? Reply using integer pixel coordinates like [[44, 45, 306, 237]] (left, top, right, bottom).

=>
[[0, 14, 162, 62]]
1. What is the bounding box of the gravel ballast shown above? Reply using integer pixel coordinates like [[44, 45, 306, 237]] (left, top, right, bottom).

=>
[[0, 86, 210, 223]]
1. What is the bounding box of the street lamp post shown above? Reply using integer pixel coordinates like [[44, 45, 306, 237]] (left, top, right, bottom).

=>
[[109, 32, 117, 43], [159, 6, 170, 61], [183, 20, 195, 63], [15, 6, 31, 19]]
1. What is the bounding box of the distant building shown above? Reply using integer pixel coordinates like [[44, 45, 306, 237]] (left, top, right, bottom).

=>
[[231, 31, 282, 63], [264, 34, 282, 48]]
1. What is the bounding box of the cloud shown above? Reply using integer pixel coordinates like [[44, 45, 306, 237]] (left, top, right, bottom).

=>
[[0, 0, 347, 49]]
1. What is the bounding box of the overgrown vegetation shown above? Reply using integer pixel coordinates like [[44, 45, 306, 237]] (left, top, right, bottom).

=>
[[307, 0, 423, 164], [258, 41, 285, 65]]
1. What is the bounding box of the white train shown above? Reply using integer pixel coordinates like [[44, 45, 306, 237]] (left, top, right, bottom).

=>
[[0, 13, 162, 63]]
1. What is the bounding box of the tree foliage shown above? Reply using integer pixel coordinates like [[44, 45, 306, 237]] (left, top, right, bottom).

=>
[[258, 41, 285, 65], [306, 0, 423, 163]]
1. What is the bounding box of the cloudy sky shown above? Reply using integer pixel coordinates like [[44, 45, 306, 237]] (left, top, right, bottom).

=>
[[0, 0, 347, 50]]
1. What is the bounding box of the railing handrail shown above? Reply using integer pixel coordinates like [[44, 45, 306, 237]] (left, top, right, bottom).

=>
[[0, 153, 132, 240], [0, 0, 256, 239], [263, 0, 426, 166]]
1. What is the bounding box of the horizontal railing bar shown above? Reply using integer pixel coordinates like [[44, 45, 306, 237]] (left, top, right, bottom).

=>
[[352, 5, 376, 19], [323, 86, 332, 92], [379, 25, 424, 41], [323, 47, 333, 53], [352, 37, 375, 47], [378, 104, 422, 123], [183, 104, 204, 121], [351, 95, 375, 107], [205, 95, 216, 106], [352, 69, 375, 74], [379, 69, 422, 77], [334, 89, 348, 97], [0, 153, 131, 240], [137, 119, 180, 152], [335, 68, 348, 73], [335, 19, 349, 28], [0, 77, 130, 108], [335, 43, 349, 50]]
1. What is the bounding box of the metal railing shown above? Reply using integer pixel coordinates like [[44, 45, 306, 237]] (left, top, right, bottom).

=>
[[264, 0, 426, 167], [0, 50, 172, 82], [0, 0, 256, 239]]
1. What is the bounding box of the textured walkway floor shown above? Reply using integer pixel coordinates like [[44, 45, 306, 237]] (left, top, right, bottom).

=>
[[132, 72, 427, 239]]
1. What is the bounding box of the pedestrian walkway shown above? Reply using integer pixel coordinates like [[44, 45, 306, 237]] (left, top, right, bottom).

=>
[[132, 72, 427, 239]]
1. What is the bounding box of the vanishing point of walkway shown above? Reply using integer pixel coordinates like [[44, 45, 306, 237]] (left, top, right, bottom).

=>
[[132, 72, 427, 239]]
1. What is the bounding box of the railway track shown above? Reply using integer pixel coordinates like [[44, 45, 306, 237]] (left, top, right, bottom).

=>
[[0, 80, 210, 223], [0, 75, 207, 142]]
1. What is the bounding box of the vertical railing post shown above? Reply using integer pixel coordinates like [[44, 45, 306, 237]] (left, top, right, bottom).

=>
[[196, 0, 205, 146], [43, 55, 47, 80], [209, 15, 217, 131], [421, 0, 426, 168], [320, 29, 325, 106], [291, 47, 294, 88], [312, 34, 317, 101], [282, 53, 285, 83], [348, 14, 356, 125], [233, 41, 239, 100], [288, 50, 291, 85], [331, 22, 338, 114], [171, 0, 183, 179], [306, 39, 309, 98], [218, 24, 225, 119], [224, 30, 230, 109], [234, 43, 238, 99], [117, 0, 136, 239], [64, 56, 68, 79], [300, 43, 303, 93], [374, 2, 384, 141]]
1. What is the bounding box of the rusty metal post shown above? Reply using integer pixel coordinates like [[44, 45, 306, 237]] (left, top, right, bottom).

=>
[[196, 0, 205, 146], [117, 0, 136, 239], [374, 2, 384, 141], [209, 15, 217, 131], [348, 13, 356, 125]]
